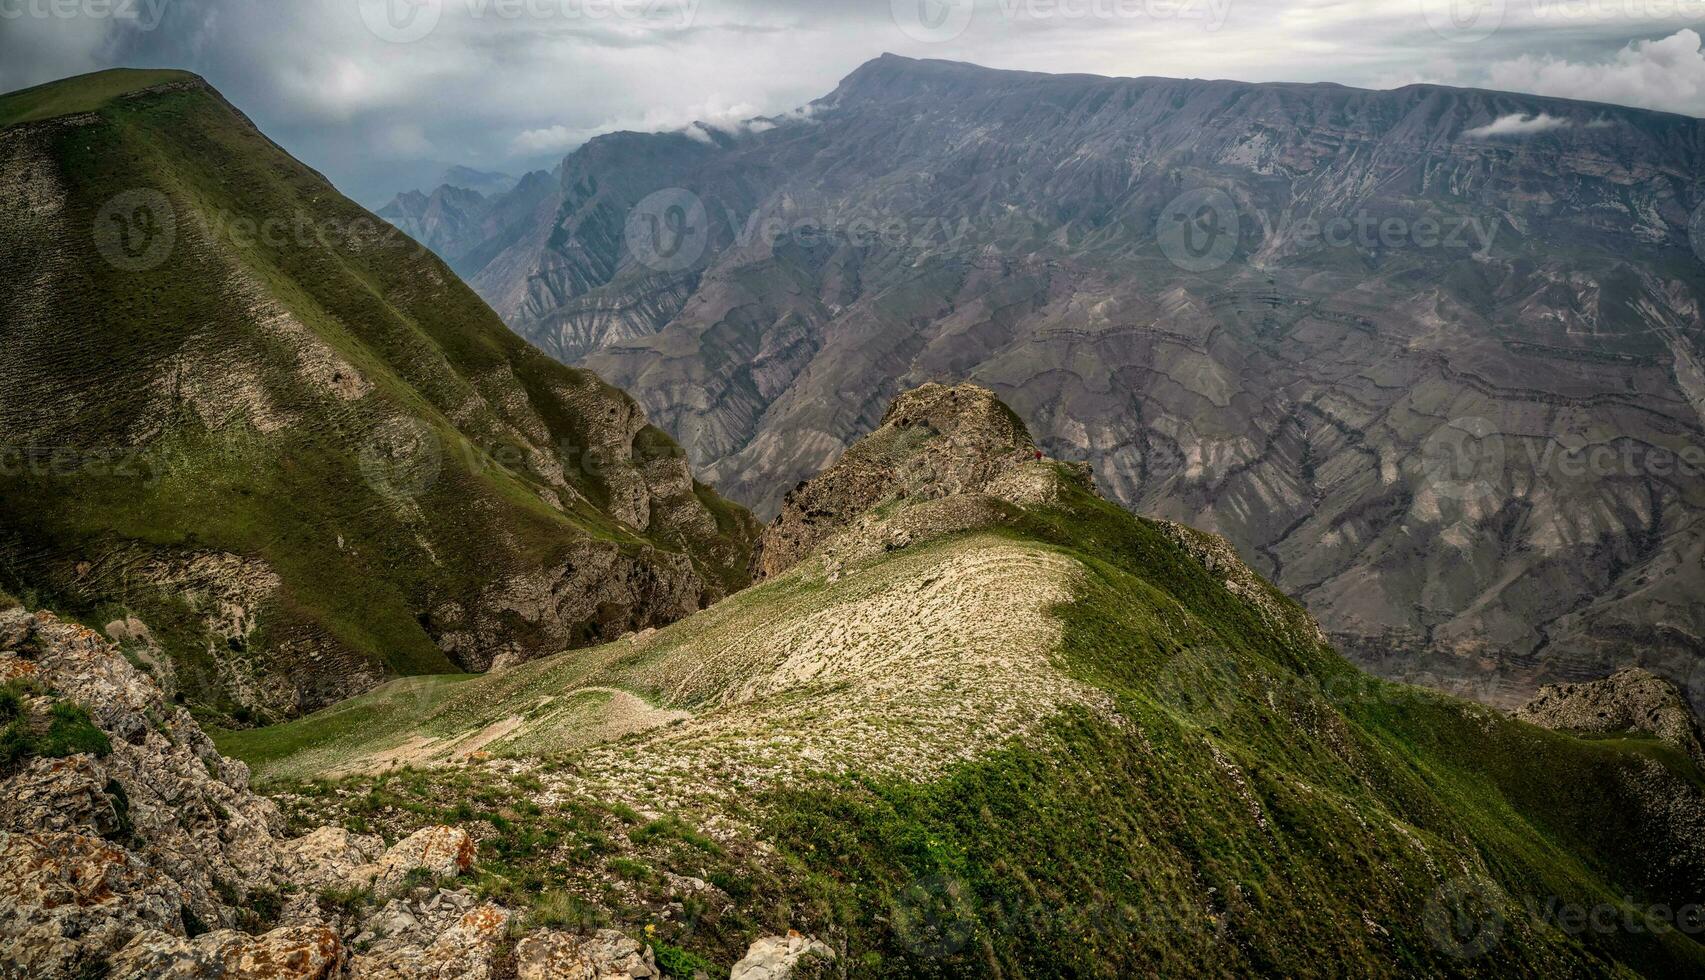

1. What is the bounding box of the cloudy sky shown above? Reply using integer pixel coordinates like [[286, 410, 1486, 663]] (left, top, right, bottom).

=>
[[3, 0, 1703, 205]]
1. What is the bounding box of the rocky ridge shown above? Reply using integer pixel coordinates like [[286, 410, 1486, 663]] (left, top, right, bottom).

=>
[[0, 600, 815, 978], [1517, 667, 1705, 770]]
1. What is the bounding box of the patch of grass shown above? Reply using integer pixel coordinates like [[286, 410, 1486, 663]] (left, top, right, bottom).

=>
[[0, 682, 112, 773]]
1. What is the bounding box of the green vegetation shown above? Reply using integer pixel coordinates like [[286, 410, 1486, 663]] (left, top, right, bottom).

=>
[[0, 679, 113, 773], [0, 68, 198, 129], [232, 473, 1705, 976], [0, 71, 755, 725]]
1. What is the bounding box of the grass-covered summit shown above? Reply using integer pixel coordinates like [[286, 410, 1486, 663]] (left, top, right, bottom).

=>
[[0, 70, 758, 724], [226, 384, 1705, 977]]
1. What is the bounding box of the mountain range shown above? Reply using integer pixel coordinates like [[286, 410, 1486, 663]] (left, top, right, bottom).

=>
[[4, 60, 1705, 980], [393, 53, 1705, 710]]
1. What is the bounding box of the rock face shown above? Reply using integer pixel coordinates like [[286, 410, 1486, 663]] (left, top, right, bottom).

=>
[[514, 929, 662, 979], [729, 932, 833, 980], [753, 382, 1091, 578], [430, 53, 1705, 711], [0, 71, 757, 721], [1517, 667, 1705, 770], [0, 601, 546, 979]]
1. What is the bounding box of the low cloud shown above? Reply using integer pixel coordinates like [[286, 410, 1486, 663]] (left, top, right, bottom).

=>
[[1462, 112, 1572, 139], [1485, 29, 1705, 118]]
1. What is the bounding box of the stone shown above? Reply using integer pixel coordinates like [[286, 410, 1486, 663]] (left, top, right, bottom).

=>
[[0, 831, 184, 977], [730, 931, 834, 980], [515, 928, 660, 980], [275, 826, 385, 891], [350, 903, 511, 980], [1517, 667, 1705, 770], [350, 825, 477, 896], [106, 925, 342, 979]]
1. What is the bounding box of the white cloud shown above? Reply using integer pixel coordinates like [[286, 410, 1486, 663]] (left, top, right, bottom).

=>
[[1484, 29, 1705, 117], [513, 98, 764, 154], [1462, 112, 1573, 139]]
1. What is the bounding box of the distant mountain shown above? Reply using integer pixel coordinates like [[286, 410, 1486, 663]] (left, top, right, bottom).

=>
[[428, 54, 1705, 709], [0, 69, 757, 724], [439, 165, 518, 198]]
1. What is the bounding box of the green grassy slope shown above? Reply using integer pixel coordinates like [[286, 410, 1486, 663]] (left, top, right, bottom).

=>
[[0, 70, 757, 724], [228, 472, 1705, 976]]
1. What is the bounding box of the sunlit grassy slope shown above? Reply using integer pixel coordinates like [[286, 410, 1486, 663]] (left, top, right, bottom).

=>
[[224, 470, 1705, 977]]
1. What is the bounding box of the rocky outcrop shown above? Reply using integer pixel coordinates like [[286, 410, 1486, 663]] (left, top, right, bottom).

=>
[[348, 826, 476, 896], [752, 383, 1091, 578], [1516, 668, 1705, 771], [730, 932, 834, 980], [515, 928, 662, 979], [0, 603, 520, 979]]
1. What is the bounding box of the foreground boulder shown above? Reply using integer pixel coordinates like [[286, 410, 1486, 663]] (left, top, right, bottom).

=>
[[0, 604, 504, 978], [730, 932, 834, 980]]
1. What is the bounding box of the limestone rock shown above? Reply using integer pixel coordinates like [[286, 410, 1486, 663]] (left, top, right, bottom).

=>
[[275, 826, 385, 891], [730, 931, 834, 980], [350, 825, 477, 895], [515, 928, 660, 980], [106, 925, 342, 979], [350, 903, 511, 980], [0, 831, 184, 977], [1517, 667, 1705, 770]]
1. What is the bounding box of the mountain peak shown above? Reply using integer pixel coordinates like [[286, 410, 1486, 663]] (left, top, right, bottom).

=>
[[0, 67, 205, 129], [752, 383, 1092, 578]]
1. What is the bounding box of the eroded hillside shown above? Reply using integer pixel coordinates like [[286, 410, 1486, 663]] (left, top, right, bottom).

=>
[[0, 70, 758, 724]]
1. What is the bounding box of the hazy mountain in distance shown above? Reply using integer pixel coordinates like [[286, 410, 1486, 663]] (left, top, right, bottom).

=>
[[431, 54, 1705, 710]]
